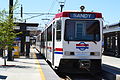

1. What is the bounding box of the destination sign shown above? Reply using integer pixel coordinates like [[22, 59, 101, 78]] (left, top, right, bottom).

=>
[[70, 13, 96, 19]]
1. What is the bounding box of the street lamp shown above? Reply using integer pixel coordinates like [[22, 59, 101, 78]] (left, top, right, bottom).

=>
[[59, 2, 64, 12]]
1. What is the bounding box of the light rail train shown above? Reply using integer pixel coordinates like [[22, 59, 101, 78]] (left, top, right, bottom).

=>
[[36, 10, 103, 74]]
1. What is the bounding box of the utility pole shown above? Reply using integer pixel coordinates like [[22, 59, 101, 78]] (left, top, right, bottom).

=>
[[119, 20, 120, 27], [21, 5, 23, 19], [59, 2, 64, 12], [9, 0, 13, 19], [8, 0, 14, 61]]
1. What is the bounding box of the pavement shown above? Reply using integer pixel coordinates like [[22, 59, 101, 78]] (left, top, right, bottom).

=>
[[0, 46, 60, 80], [0, 47, 42, 80], [102, 55, 120, 68], [102, 55, 120, 80]]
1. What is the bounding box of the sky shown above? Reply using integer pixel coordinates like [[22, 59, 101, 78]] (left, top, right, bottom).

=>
[[0, 0, 120, 30]]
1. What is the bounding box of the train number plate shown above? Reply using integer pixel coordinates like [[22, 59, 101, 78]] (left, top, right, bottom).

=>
[[75, 52, 90, 56]]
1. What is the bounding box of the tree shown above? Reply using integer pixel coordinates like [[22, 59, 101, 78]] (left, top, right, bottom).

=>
[[0, 0, 21, 65]]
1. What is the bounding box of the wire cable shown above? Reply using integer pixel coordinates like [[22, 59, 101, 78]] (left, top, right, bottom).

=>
[[48, 0, 56, 13], [64, 0, 67, 6], [55, 0, 59, 2]]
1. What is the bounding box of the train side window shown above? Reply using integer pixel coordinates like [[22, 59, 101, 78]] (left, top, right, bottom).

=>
[[56, 20, 61, 41], [41, 33, 45, 48], [47, 25, 52, 41]]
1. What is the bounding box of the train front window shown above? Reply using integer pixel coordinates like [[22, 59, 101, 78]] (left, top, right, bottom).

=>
[[65, 20, 100, 41]]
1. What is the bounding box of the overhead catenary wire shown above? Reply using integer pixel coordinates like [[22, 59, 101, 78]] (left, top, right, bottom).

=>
[[55, 0, 59, 2], [45, 0, 67, 25], [44, 0, 59, 26], [46, 0, 57, 21], [14, 0, 67, 22], [48, 0, 56, 13], [13, 12, 55, 20], [10, 12, 55, 15], [64, 0, 67, 7]]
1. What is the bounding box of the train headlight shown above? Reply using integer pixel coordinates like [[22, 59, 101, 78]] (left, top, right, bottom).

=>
[[90, 52, 100, 56], [64, 51, 74, 56]]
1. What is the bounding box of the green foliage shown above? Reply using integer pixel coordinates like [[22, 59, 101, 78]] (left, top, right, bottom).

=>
[[0, 0, 21, 50]]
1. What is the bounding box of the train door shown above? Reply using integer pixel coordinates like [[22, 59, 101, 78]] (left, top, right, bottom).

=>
[[52, 22, 55, 65], [45, 30, 48, 59], [41, 32, 46, 56]]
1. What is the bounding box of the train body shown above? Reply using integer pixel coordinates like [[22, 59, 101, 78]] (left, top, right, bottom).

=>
[[36, 11, 103, 74]]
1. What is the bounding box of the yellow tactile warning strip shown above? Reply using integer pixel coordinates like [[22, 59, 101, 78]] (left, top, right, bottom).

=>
[[33, 53, 46, 80]]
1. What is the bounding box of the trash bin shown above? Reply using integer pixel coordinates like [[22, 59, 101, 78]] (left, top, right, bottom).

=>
[[13, 46, 20, 58]]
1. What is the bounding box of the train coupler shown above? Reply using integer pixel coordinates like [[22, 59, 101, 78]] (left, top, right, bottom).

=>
[[79, 60, 91, 69]]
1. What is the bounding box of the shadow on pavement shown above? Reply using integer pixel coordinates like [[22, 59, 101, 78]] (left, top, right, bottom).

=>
[[36, 53, 45, 59], [0, 75, 7, 79], [0, 65, 31, 69], [13, 60, 47, 66], [12, 53, 46, 65], [102, 64, 120, 74], [102, 64, 120, 80]]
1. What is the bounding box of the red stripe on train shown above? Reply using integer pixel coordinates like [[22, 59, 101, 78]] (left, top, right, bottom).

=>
[[55, 48, 63, 51], [47, 47, 52, 49], [76, 44, 89, 46]]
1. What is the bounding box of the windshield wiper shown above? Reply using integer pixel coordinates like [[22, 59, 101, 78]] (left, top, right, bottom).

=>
[[92, 41, 97, 44], [93, 34, 97, 44]]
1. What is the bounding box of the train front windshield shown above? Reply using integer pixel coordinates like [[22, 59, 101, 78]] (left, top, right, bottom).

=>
[[65, 20, 100, 41]]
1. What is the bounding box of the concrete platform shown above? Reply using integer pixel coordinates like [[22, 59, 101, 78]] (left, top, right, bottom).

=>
[[0, 46, 60, 80], [102, 55, 120, 80]]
